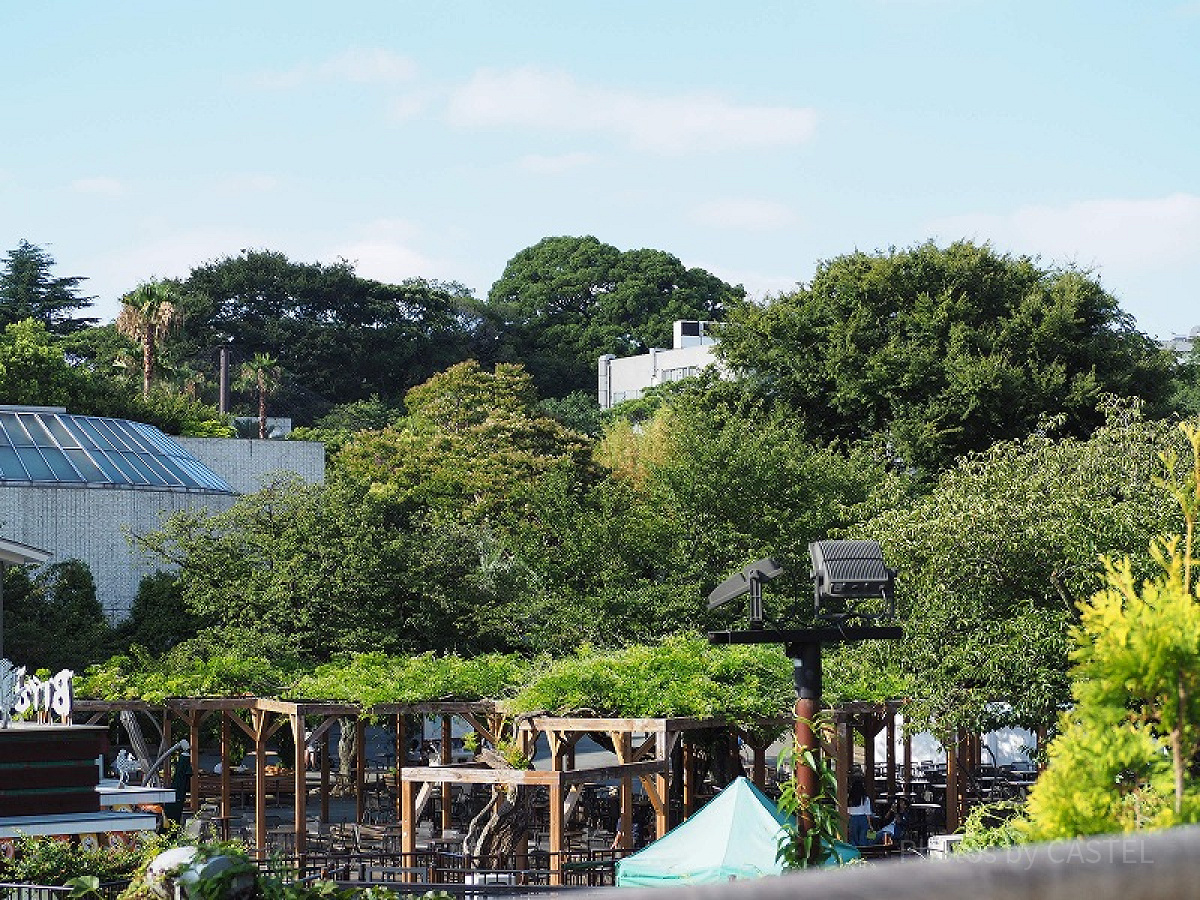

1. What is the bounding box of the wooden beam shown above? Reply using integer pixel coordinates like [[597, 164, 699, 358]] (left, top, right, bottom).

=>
[[460, 711, 500, 747]]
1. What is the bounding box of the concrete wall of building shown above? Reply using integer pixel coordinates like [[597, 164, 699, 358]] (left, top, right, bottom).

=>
[[0, 438, 326, 621], [598, 344, 718, 409], [177, 437, 325, 494], [0, 484, 237, 621]]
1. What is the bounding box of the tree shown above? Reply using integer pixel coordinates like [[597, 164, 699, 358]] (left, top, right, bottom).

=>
[[1025, 422, 1200, 838], [483, 236, 742, 397], [135, 477, 421, 659], [116, 280, 185, 397], [0, 240, 96, 334], [180, 250, 477, 416], [853, 401, 1186, 735], [717, 240, 1175, 471], [0, 318, 230, 436], [0, 319, 90, 408], [3, 560, 114, 673], [235, 352, 283, 438], [338, 361, 596, 526], [114, 571, 211, 655], [497, 399, 886, 652]]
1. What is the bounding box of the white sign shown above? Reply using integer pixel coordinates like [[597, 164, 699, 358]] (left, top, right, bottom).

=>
[[0, 660, 73, 727]]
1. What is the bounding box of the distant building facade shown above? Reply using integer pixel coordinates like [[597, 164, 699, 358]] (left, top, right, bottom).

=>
[[0, 406, 323, 620], [1163, 326, 1200, 358], [598, 320, 720, 410]]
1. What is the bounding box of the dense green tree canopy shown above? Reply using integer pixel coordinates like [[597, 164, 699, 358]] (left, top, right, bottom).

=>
[[716, 241, 1174, 471], [3, 560, 114, 673], [0, 240, 96, 334], [850, 402, 1186, 734], [483, 236, 743, 397], [0, 319, 230, 436], [179, 250, 477, 417]]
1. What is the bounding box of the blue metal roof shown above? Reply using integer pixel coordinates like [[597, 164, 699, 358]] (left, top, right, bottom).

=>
[[0, 408, 234, 493]]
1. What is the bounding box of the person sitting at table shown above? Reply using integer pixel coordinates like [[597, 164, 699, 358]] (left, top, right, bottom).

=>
[[846, 778, 873, 847], [875, 796, 910, 845]]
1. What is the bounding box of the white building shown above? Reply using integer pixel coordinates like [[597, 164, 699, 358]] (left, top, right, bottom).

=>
[[597, 320, 720, 410], [1162, 326, 1200, 358], [0, 406, 323, 619]]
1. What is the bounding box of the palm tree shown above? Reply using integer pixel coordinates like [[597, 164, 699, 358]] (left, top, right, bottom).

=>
[[235, 353, 283, 438], [115, 280, 183, 398]]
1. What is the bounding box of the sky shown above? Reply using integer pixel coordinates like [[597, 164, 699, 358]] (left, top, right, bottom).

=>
[[3, 1, 1198, 339]]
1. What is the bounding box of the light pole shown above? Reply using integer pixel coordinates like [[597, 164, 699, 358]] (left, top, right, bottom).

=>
[[708, 541, 901, 863]]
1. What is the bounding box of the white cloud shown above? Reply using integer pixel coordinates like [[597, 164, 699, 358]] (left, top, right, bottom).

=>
[[255, 48, 417, 89], [447, 66, 817, 155], [927, 193, 1200, 272], [71, 177, 124, 196], [328, 220, 439, 285], [519, 152, 599, 174], [692, 198, 798, 231]]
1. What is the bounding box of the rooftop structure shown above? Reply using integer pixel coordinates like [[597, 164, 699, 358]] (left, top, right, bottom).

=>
[[0, 406, 233, 492], [597, 321, 720, 410], [0, 407, 323, 619]]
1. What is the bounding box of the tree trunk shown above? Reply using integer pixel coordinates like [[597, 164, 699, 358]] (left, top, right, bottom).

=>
[[463, 748, 534, 862], [335, 717, 356, 797], [257, 371, 268, 438], [142, 332, 154, 398]]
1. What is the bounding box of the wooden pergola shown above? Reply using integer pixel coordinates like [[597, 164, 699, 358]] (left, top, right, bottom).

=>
[[75, 696, 788, 874]]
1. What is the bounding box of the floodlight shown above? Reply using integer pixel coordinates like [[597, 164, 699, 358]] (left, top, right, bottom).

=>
[[706, 557, 783, 628], [809, 540, 895, 623]]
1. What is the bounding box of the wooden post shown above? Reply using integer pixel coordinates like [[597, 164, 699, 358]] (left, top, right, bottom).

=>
[[548, 777, 564, 886], [254, 711, 267, 857], [401, 777, 417, 882], [440, 715, 452, 833], [355, 718, 366, 825], [619, 733, 633, 849], [220, 713, 231, 819], [945, 730, 961, 832], [293, 713, 307, 865], [681, 741, 695, 818], [835, 714, 851, 837], [653, 771, 669, 843], [903, 722, 913, 797], [189, 711, 202, 813], [394, 713, 405, 824], [320, 734, 330, 823], [885, 708, 897, 800], [862, 718, 877, 803]]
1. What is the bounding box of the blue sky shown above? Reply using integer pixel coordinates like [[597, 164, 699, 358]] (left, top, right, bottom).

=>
[[3, 1, 1198, 338]]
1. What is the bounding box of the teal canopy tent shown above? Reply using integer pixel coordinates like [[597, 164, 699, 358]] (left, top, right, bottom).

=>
[[615, 776, 858, 887]]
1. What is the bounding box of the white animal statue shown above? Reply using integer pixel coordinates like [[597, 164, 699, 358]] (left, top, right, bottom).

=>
[[114, 748, 142, 788], [0, 660, 25, 729]]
